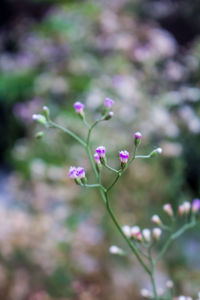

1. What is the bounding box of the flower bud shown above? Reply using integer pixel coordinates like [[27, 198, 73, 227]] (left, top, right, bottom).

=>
[[131, 226, 142, 241], [122, 225, 131, 238], [183, 201, 191, 214], [163, 203, 173, 217], [76, 167, 87, 184], [166, 280, 174, 289], [42, 106, 50, 119], [140, 288, 152, 298], [109, 245, 124, 255], [96, 146, 106, 165], [149, 147, 163, 158], [142, 228, 151, 243], [104, 111, 114, 120], [151, 214, 162, 226], [192, 198, 200, 213], [152, 228, 162, 240], [74, 101, 85, 118], [68, 166, 78, 179], [178, 204, 185, 216], [94, 153, 101, 164], [104, 98, 114, 108], [35, 131, 44, 139], [134, 131, 142, 147], [119, 150, 129, 169], [32, 114, 48, 126]]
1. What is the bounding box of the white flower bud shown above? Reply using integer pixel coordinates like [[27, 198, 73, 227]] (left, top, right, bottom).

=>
[[131, 226, 142, 241], [140, 288, 152, 298], [142, 228, 151, 242], [152, 228, 162, 240], [163, 203, 173, 217], [150, 147, 163, 157], [109, 245, 124, 255], [178, 204, 185, 216], [122, 225, 131, 238], [151, 214, 162, 226], [166, 280, 174, 288], [183, 201, 191, 214]]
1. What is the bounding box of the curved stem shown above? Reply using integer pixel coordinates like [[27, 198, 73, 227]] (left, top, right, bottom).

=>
[[104, 163, 120, 173], [49, 121, 86, 147], [104, 192, 151, 275]]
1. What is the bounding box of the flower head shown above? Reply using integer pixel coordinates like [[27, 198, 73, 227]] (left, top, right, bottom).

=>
[[131, 226, 142, 241], [122, 225, 131, 238], [68, 166, 77, 179], [104, 98, 114, 108], [96, 146, 106, 158], [74, 101, 84, 115], [192, 198, 200, 213], [76, 167, 85, 179], [94, 153, 101, 164], [109, 245, 124, 255], [119, 150, 129, 164]]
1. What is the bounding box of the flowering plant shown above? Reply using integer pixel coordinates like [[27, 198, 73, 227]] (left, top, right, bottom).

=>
[[33, 100, 200, 300]]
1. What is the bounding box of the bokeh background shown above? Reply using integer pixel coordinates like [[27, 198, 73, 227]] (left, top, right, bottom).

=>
[[0, 0, 200, 299]]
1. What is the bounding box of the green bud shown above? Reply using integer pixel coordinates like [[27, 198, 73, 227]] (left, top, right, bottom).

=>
[[35, 131, 44, 139], [43, 106, 50, 120], [75, 178, 81, 185], [149, 148, 163, 158], [32, 114, 48, 126], [104, 111, 114, 120], [81, 177, 87, 184]]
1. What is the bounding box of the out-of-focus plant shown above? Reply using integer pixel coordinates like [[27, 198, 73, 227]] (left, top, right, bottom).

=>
[[33, 100, 200, 300]]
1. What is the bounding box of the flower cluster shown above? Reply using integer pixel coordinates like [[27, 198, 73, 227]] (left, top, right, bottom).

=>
[[68, 166, 87, 184], [122, 224, 162, 243]]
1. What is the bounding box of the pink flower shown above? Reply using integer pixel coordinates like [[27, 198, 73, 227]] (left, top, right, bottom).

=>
[[119, 150, 129, 164], [74, 101, 84, 114], [104, 98, 114, 108]]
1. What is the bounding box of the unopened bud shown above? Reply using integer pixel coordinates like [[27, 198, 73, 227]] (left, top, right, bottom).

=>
[[43, 106, 50, 119], [104, 111, 114, 120], [163, 203, 173, 217], [35, 131, 44, 139], [32, 114, 48, 126], [178, 204, 185, 216], [192, 198, 200, 213], [109, 245, 124, 255], [152, 228, 162, 240], [151, 214, 162, 226], [150, 147, 163, 158], [142, 228, 151, 242], [183, 201, 191, 214], [140, 288, 152, 298], [166, 280, 174, 289], [131, 226, 142, 241], [134, 131, 142, 147], [122, 225, 131, 238]]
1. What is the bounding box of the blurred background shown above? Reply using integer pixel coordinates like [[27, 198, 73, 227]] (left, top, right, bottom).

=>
[[0, 0, 200, 299]]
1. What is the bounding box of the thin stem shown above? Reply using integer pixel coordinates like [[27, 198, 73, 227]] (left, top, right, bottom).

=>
[[104, 163, 119, 173], [49, 121, 86, 147], [80, 183, 106, 192], [135, 155, 151, 159], [107, 145, 138, 191], [83, 117, 90, 129], [104, 192, 151, 275], [148, 247, 158, 300]]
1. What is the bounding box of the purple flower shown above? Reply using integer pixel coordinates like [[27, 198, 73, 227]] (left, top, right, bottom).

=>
[[68, 166, 77, 179], [94, 153, 101, 164], [76, 167, 85, 179], [192, 198, 200, 213], [134, 132, 142, 139], [119, 150, 129, 163], [96, 146, 106, 158], [104, 98, 114, 108], [74, 101, 84, 114]]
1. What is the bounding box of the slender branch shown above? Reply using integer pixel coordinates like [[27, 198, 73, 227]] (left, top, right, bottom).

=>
[[49, 121, 86, 147], [104, 163, 119, 173], [104, 192, 151, 275], [80, 183, 106, 192], [148, 247, 158, 300]]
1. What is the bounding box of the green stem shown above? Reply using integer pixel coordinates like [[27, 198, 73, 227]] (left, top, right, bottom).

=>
[[148, 247, 158, 300], [104, 192, 151, 275], [104, 163, 119, 173], [49, 121, 86, 147]]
